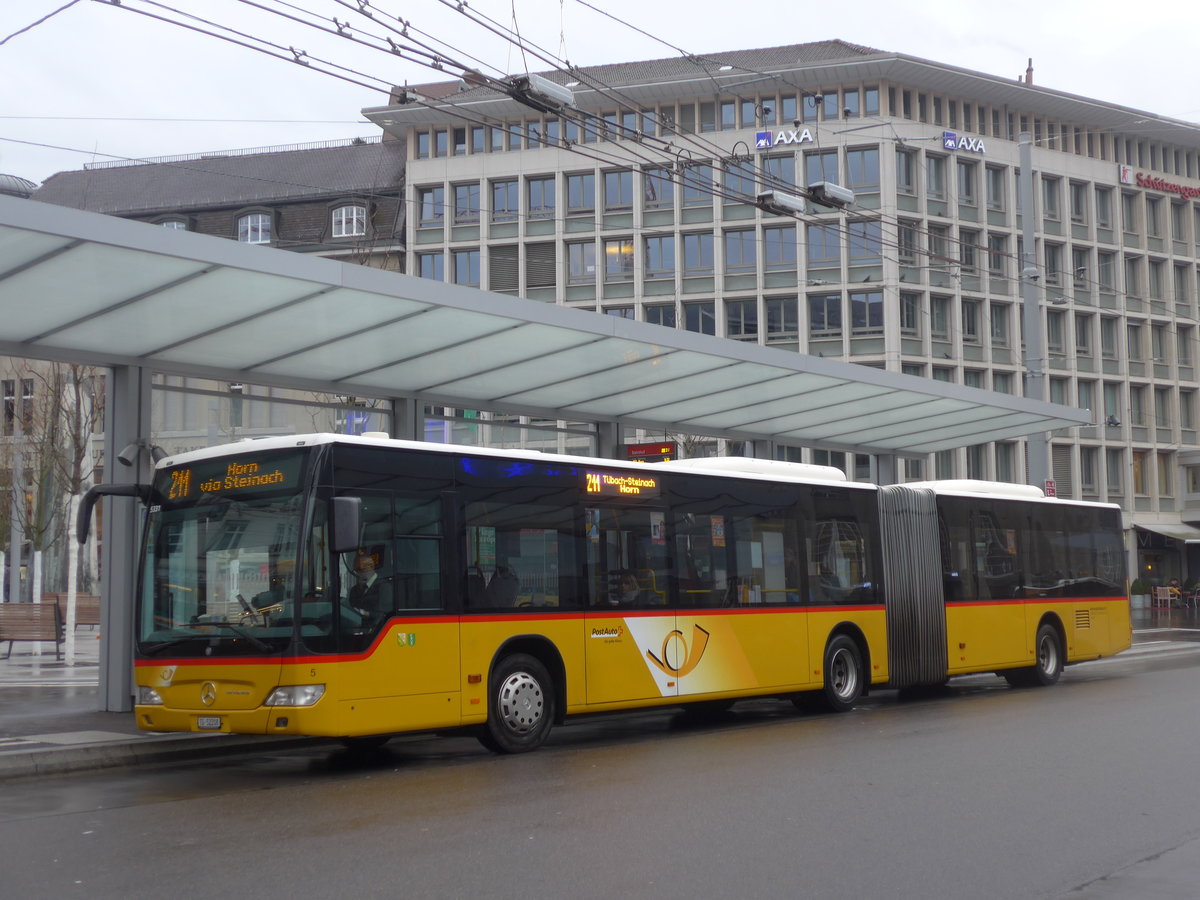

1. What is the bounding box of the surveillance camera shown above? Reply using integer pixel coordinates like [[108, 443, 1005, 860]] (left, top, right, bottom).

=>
[[843, 107, 852, 117], [117, 442, 139, 467], [793, 119, 801, 129], [812, 94, 823, 105]]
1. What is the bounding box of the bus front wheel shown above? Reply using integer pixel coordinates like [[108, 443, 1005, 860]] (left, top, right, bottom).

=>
[[821, 635, 864, 713], [479, 654, 555, 754]]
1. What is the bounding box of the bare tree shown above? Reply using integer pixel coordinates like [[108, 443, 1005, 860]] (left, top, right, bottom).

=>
[[0, 361, 104, 664]]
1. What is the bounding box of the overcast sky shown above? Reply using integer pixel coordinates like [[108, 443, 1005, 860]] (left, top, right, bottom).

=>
[[2, 0, 1198, 186]]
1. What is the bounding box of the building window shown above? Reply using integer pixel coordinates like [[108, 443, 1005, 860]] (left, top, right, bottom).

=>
[[603, 238, 635, 281], [1075, 313, 1093, 355], [1097, 252, 1115, 290], [1106, 449, 1124, 493], [416, 132, 430, 159], [1127, 322, 1144, 361], [993, 372, 1013, 394], [1158, 452, 1173, 497], [805, 149, 838, 187], [332, 204, 367, 237], [763, 153, 795, 188], [528, 177, 555, 219], [1069, 181, 1088, 224], [931, 296, 950, 338], [453, 183, 480, 224], [491, 180, 519, 223], [808, 294, 842, 337], [643, 235, 675, 280], [959, 228, 979, 273], [644, 167, 674, 209], [896, 148, 917, 195], [726, 299, 758, 341], [237, 212, 271, 244], [765, 297, 798, 342], [418, 187, 444, 227], [1041, 176, 1060, 220], [566, 172, 595, 215], [1044, 243, 1063, 286], [925, 155, 946, 200], [900, 292, 921, 335], [763, 225, 796, 270], [683, 301, 716, 335], [956, 159, 976, 205], [1095, 187, 1112, 228], [1132, 450, 1148, 495], [682, 232, 714, 276], [567, 241, 596, 284], [850, 291, 883, 334], [723, 160, 756, 199], [159, 218, 188, 230], [846, 148, 880, 192], [985, 165, 1005, 210], [604, 169, 633, 211], [417, 251, 443, 281], [452, 249, 480, 287], [724, 230, 757, 274], [680, 163, 713, 207], [645, 304, 676, 328], [807, 224, 840, 267], [898, 220, 919, 265], [962, 299, 981, 343], [986, 233, 1008, 278], [847, 221, 882, 265], [989, 303, 1009, 346]]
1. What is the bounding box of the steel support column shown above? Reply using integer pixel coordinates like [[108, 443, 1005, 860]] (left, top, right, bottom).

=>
[[98, 365, 151, 713]]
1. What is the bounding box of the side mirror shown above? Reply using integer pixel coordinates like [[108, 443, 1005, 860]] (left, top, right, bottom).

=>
[[330, 496, 362, 554]]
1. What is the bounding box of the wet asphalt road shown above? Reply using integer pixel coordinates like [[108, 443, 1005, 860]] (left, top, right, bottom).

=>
[[2, 648, 1199, 899]]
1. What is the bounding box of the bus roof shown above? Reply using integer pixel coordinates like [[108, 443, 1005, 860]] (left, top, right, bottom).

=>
[[156, 433, 876, 490]]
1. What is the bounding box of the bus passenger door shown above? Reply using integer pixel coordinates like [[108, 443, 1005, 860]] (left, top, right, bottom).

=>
[[584, 504, 676, 705]]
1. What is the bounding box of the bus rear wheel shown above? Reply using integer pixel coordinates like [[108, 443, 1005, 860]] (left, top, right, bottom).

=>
[[820, 635, 864, 713], [479, 654, 555, 754], [1003, 624, 1063, 687]]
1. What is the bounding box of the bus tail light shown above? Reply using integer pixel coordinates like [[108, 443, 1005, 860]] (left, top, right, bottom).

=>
[[265, 685, 326, 707]]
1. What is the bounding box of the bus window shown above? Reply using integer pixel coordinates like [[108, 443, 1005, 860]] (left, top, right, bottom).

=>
[[465, 501, 580, 609], [586, 506, 669, 608], [730, 514, 802, 605]]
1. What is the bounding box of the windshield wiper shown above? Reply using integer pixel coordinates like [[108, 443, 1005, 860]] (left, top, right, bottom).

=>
[[176, 621, 274, 653], [140, 636, 202, 657]]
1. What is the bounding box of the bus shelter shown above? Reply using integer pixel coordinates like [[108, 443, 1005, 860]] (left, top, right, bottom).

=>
[[0, 196, 1090, 710]]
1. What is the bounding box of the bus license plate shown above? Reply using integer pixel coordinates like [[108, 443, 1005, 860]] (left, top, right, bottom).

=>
[[197, 716, 222, 730]]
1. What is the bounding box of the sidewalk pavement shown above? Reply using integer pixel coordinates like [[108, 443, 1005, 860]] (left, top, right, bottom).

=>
[[2, 608, 1199, 781], [0, 630, 323, 780]]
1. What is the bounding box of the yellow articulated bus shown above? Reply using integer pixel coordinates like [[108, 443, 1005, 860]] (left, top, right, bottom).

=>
[[82, 434, 1129, 753]]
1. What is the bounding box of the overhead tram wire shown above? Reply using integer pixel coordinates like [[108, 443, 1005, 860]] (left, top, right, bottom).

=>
[[100, 1, 1039, 284]]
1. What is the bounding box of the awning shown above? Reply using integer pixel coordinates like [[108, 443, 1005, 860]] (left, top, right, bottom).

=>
[[0, 195, 1090, 455], [1134, 521, 1200, 544]]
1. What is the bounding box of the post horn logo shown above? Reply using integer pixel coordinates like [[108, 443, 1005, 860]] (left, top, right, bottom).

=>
[[646, 625, 711, 677], [200, 682, 217, 706]]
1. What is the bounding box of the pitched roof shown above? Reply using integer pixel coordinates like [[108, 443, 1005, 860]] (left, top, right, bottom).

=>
[[32, 138, 406, 216]]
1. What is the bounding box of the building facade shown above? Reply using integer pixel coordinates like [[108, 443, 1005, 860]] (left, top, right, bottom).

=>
[[361, 40, 1200, 585], [23, 41, 1200, 586]]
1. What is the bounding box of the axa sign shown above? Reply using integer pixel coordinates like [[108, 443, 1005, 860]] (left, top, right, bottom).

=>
[[943, 131, 987, 154], [756, 129, 814, 149]]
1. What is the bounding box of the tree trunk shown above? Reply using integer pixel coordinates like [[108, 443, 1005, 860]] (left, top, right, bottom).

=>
[[31, 549, 43, 656], [65, 493, 81, 666]]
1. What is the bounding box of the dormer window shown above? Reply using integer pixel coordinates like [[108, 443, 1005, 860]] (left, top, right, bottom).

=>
[[332, 204, 367, 238], [237, 212, 271, 244]]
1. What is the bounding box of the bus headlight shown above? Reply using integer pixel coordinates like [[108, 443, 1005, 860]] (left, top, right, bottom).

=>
[[136, 686, 164, 706], [264, 685, 326, 707]]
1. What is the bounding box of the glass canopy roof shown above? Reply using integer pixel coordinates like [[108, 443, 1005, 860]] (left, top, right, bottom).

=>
[[0, 196, 1088, 455]]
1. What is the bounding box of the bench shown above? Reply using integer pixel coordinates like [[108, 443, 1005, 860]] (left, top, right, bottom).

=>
[[44, 593, 101, 629], [0, 602, 64, 660]]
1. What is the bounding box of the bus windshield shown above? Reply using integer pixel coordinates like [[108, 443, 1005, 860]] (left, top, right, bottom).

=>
[[138, 450, 310, 657]]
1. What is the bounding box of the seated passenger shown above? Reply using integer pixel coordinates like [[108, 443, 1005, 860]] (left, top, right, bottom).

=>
[[486, 564, 520, 606]]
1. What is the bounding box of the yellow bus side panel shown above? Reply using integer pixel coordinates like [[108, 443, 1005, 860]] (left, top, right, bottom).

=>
[[805, 608, 889, 686]]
